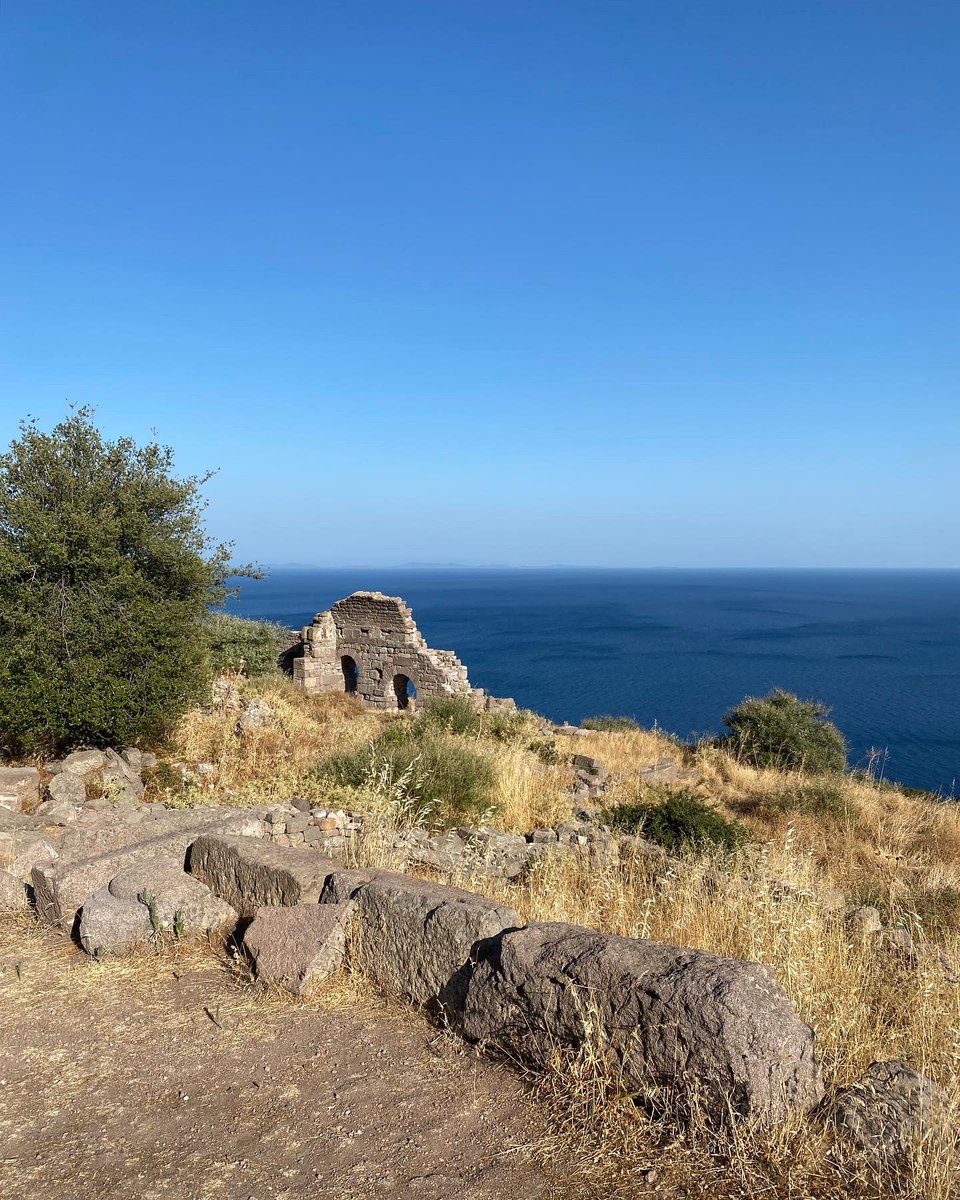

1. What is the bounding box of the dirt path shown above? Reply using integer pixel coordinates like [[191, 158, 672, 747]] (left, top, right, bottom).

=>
[[0, 917, 576, 1200]]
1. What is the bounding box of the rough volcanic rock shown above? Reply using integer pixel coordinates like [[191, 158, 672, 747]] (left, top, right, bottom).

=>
[[243, 902, 353, 994], [44, 772, 87, 808], [0, 868, 28, 911], [459, 921, 824, 1125], [188, 834, 337, 917], [32, 812, 263, 931], [321, 868, 520, 1011], [61, 751, 107, 777], [79, 887, 154, 956], [830, 1060, 952, 1167], [108, 856, 236, 931]]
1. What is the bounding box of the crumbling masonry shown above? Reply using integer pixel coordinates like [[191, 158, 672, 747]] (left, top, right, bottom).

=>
[[292, 591, 515, 713]]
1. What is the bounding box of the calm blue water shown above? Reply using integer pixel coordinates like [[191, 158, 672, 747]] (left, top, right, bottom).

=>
[[225, 569, 960, 795]]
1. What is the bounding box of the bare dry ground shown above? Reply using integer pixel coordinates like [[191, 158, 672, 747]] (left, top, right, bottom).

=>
[[0, 917, 576, 1200]]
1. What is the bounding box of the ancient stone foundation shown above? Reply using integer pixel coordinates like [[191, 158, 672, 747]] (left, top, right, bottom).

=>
[[291, 591, 515, 713]]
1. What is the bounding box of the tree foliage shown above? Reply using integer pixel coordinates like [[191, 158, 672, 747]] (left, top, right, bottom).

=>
[[0, 408, 247, 755], [722, 688, 847, 775], [204, 612, 288, 677]]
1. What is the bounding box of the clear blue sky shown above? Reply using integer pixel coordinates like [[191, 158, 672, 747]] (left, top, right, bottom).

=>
[[2, 2, 958, 567]]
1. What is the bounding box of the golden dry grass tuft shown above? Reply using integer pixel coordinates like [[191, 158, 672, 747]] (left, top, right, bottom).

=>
[[157, 674, 381, 804]]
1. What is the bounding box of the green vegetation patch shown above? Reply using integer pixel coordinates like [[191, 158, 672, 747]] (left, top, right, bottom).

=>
[[582, 715, 641, 732], [316, 717, 496, 828], [723, 688, 847, 775], [204, 612, 289, 677], [602, 786, 750, 854]]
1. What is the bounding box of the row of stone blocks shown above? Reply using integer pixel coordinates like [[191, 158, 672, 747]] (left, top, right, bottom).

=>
[[188, 834, 823, 1126]]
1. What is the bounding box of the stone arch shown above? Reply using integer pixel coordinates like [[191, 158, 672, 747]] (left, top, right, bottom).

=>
[[392, 673, 416, 711], [341, 655, 359, 694]]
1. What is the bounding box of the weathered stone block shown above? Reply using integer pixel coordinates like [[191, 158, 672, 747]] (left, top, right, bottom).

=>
[[460, 922, 824, 1125], [321, 869, 520, 1010], [0, 767, 40, 812], [0, 830, 58, 881], [32, 814, 262, 931], [830, 1060, 953, 1167], [0, 868, 28, 911], [243, 902, 353, 994], [187, 834, 337, 917], [79, 887, 154, 956], [109, 856, 236, 931], [45, 772, 87, 807]]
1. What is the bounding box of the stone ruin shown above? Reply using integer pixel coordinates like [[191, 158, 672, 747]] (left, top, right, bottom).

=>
[[291, 591, 515, 713]]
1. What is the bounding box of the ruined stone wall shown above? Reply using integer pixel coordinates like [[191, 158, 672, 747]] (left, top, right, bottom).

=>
[[292, 591, 511, 712]]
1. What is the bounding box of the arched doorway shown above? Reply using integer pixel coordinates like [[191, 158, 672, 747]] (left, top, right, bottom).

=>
[[393, 674, 416, 710], [341, 655, 359, 694]]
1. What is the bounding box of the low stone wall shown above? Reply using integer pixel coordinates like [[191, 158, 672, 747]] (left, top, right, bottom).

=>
[[7, 770, 949, 1160]]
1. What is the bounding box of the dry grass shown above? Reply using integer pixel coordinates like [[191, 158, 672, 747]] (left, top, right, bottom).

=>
[[488, 740, 575, 832], [157, 674, 380, 804]]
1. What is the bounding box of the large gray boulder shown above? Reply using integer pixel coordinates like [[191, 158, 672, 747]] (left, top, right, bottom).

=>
[[78, 857, 236, 955], [79, 888, 154, 956], [108, 856, 236, 931], [0, 767, 40, 812], [459, 922, 824, 1124], [188, 834, 337, 917], [320, 868, 521, 1011], [243, 902, 353, 994], [830, 1060, 952, 1167]]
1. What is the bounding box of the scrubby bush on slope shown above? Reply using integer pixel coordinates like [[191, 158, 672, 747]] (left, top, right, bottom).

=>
[[723, 688, 847, 774], [603, 786, 750, 853], [318, 716, 496, 827]]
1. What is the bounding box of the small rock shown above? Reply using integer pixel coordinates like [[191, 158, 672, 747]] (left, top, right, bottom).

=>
[[33, 798, 79, 826], [44, 772, 87, 807], [121, 748, 143, 770], [237, 699, 273, 734], [140, 752, 158, 770], [0, 767, 40, 812], [61, 750, 108, 777], [846, 906, 883, 937]]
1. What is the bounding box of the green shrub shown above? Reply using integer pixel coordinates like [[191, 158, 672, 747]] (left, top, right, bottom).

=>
[[775, 781, 858, 822], [602, 787, 749, 853], [723, 689, 847, 774], [582, 715, 640, 732], [204, 612, 287, 677], [317, 725, 496, 827], [420, 695, 483, 735], [529, 737, 564, 765], [0, 409, 252, 755]]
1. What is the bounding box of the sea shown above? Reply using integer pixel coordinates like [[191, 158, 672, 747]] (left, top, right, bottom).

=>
[[225, 568, 960, 796]]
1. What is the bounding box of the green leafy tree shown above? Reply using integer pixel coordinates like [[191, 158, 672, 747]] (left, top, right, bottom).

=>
[[722, 688, 847, 775], [0, 408, 251, 755], [204, 612, 289, 677]]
